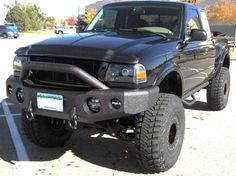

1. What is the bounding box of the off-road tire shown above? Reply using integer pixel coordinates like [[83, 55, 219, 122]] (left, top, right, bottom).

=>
[[135, 93, 185, 173], [22, 111, 73, 148], [207, 67, 230, 111]]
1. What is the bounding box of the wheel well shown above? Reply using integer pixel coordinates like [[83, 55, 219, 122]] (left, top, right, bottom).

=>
[[223, 54, 230, 68], [158, 72, 182, 98]]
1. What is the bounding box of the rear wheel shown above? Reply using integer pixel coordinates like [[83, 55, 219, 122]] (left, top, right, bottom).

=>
[[22, 111, 73, 148], [207, 67, 230, 111], [135, 93, 185, 173]]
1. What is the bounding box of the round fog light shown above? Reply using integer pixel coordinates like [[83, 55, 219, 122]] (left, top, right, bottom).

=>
[[111, 98, 121, 109], [87, 98, 101, 113], [16, 88, 24, 103]]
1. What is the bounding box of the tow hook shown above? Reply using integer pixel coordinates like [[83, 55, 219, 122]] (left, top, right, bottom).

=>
[[26, 101, 34, 120], [68, 107, 79, 130]]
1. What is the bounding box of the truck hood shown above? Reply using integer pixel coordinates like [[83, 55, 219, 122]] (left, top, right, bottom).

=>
[[16, 32, 173, 64]]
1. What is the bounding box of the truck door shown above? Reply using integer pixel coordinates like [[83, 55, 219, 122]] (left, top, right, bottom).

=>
[[198, 11, 216, 76], [180, 9, 209, 93]]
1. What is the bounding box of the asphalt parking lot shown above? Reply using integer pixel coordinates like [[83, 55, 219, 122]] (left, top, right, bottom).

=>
[[0, 34, 236, 176]]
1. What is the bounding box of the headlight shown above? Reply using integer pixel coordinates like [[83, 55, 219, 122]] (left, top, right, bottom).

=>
[[13, 56, 28, 76], [104, 64, 147, 83]]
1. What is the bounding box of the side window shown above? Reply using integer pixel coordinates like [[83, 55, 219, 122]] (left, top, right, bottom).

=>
[[0, 26, 5, 30], [186, 9, 201, 36]]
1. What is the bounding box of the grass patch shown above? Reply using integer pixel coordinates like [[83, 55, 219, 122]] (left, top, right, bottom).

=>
[[21, 30, 56, 36]]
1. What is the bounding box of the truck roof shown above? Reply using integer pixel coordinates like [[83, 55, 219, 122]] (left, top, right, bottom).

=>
[[104, 1, 200, 10]]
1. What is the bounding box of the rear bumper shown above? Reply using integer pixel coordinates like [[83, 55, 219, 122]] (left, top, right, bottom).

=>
[[6, 76, 159, 123]]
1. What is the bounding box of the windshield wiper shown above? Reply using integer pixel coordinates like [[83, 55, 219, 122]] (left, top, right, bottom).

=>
[[85, 29, 114, 33], [132, 28, 167, 38]]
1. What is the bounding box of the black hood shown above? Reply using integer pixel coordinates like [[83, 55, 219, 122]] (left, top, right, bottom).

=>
[[16, 32, 178, 64]]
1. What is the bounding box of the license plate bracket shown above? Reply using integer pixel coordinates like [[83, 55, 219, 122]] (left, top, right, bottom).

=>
[[37, 93, 63, 112]]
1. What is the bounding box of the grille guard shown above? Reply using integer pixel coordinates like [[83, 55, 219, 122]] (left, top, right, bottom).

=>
[[21, 62, 109, 90]]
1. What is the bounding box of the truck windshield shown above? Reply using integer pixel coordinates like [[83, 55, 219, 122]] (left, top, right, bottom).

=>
[[86, 5, 182, 38]]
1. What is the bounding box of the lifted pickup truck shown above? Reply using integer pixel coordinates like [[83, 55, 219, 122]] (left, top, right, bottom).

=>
[[6, 1, 230, 173]]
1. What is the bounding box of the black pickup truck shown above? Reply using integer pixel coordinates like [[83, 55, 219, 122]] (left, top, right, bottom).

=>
[[6, 1, 230, 173]]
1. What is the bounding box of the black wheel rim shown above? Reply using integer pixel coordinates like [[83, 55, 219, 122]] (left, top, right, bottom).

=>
[[224, 83, 228, 96], [223, 79, 230, 103], [168, 123, 177, 145]]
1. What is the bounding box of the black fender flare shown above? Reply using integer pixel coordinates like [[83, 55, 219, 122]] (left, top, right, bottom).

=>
[[153, 61, 184, 96], [215, 43, 230, 73]]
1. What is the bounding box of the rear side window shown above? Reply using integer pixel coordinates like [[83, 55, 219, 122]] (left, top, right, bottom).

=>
[[199, 11, 211, 39], [186, 9, 201, 35]]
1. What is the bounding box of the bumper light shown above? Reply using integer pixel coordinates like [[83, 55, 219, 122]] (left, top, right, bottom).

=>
[[16, 88, 24, 103], [87, 98, 101, 113], [111, 98, 121, 109]]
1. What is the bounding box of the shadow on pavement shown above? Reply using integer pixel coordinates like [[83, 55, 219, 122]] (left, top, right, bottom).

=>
[[0, 99, 150, 173], [1, 109, 150, 174], [72, 130, 151, 174], [27, 129, 149, 174]]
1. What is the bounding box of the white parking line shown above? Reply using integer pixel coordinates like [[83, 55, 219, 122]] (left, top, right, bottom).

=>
[[1, 100, 29, 161], [0, 113, 21, 117], [1, 100, 36, 176]]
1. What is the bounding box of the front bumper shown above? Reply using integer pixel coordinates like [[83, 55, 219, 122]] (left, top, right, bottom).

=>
[[7, 32, 20, 38], [6, 76, 159, 123]]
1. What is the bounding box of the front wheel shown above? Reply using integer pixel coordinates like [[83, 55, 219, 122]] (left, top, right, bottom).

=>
[[22, 111, 73, 148], [207, 67, 230, 111], [135, 93, 185, 173], [2, 33, 8, 38]]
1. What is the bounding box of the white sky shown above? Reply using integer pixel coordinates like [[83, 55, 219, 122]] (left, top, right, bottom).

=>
[[3, 0, 99, 18]]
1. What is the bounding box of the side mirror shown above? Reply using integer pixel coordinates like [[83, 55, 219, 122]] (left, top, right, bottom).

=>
[[190, 29, 207, 41]]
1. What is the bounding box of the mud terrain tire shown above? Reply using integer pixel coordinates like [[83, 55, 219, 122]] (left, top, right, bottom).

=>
[[207, 67, 230, 111], [22, 112, 73, 148], [135, 93, 185, 173]]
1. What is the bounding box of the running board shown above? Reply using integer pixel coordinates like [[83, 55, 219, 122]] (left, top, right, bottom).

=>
[[182, 82, 209, 106], [182, 95, 196, 106]]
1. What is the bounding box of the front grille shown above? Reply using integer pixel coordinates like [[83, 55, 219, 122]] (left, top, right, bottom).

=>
[[29, 56, 100, 88]]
